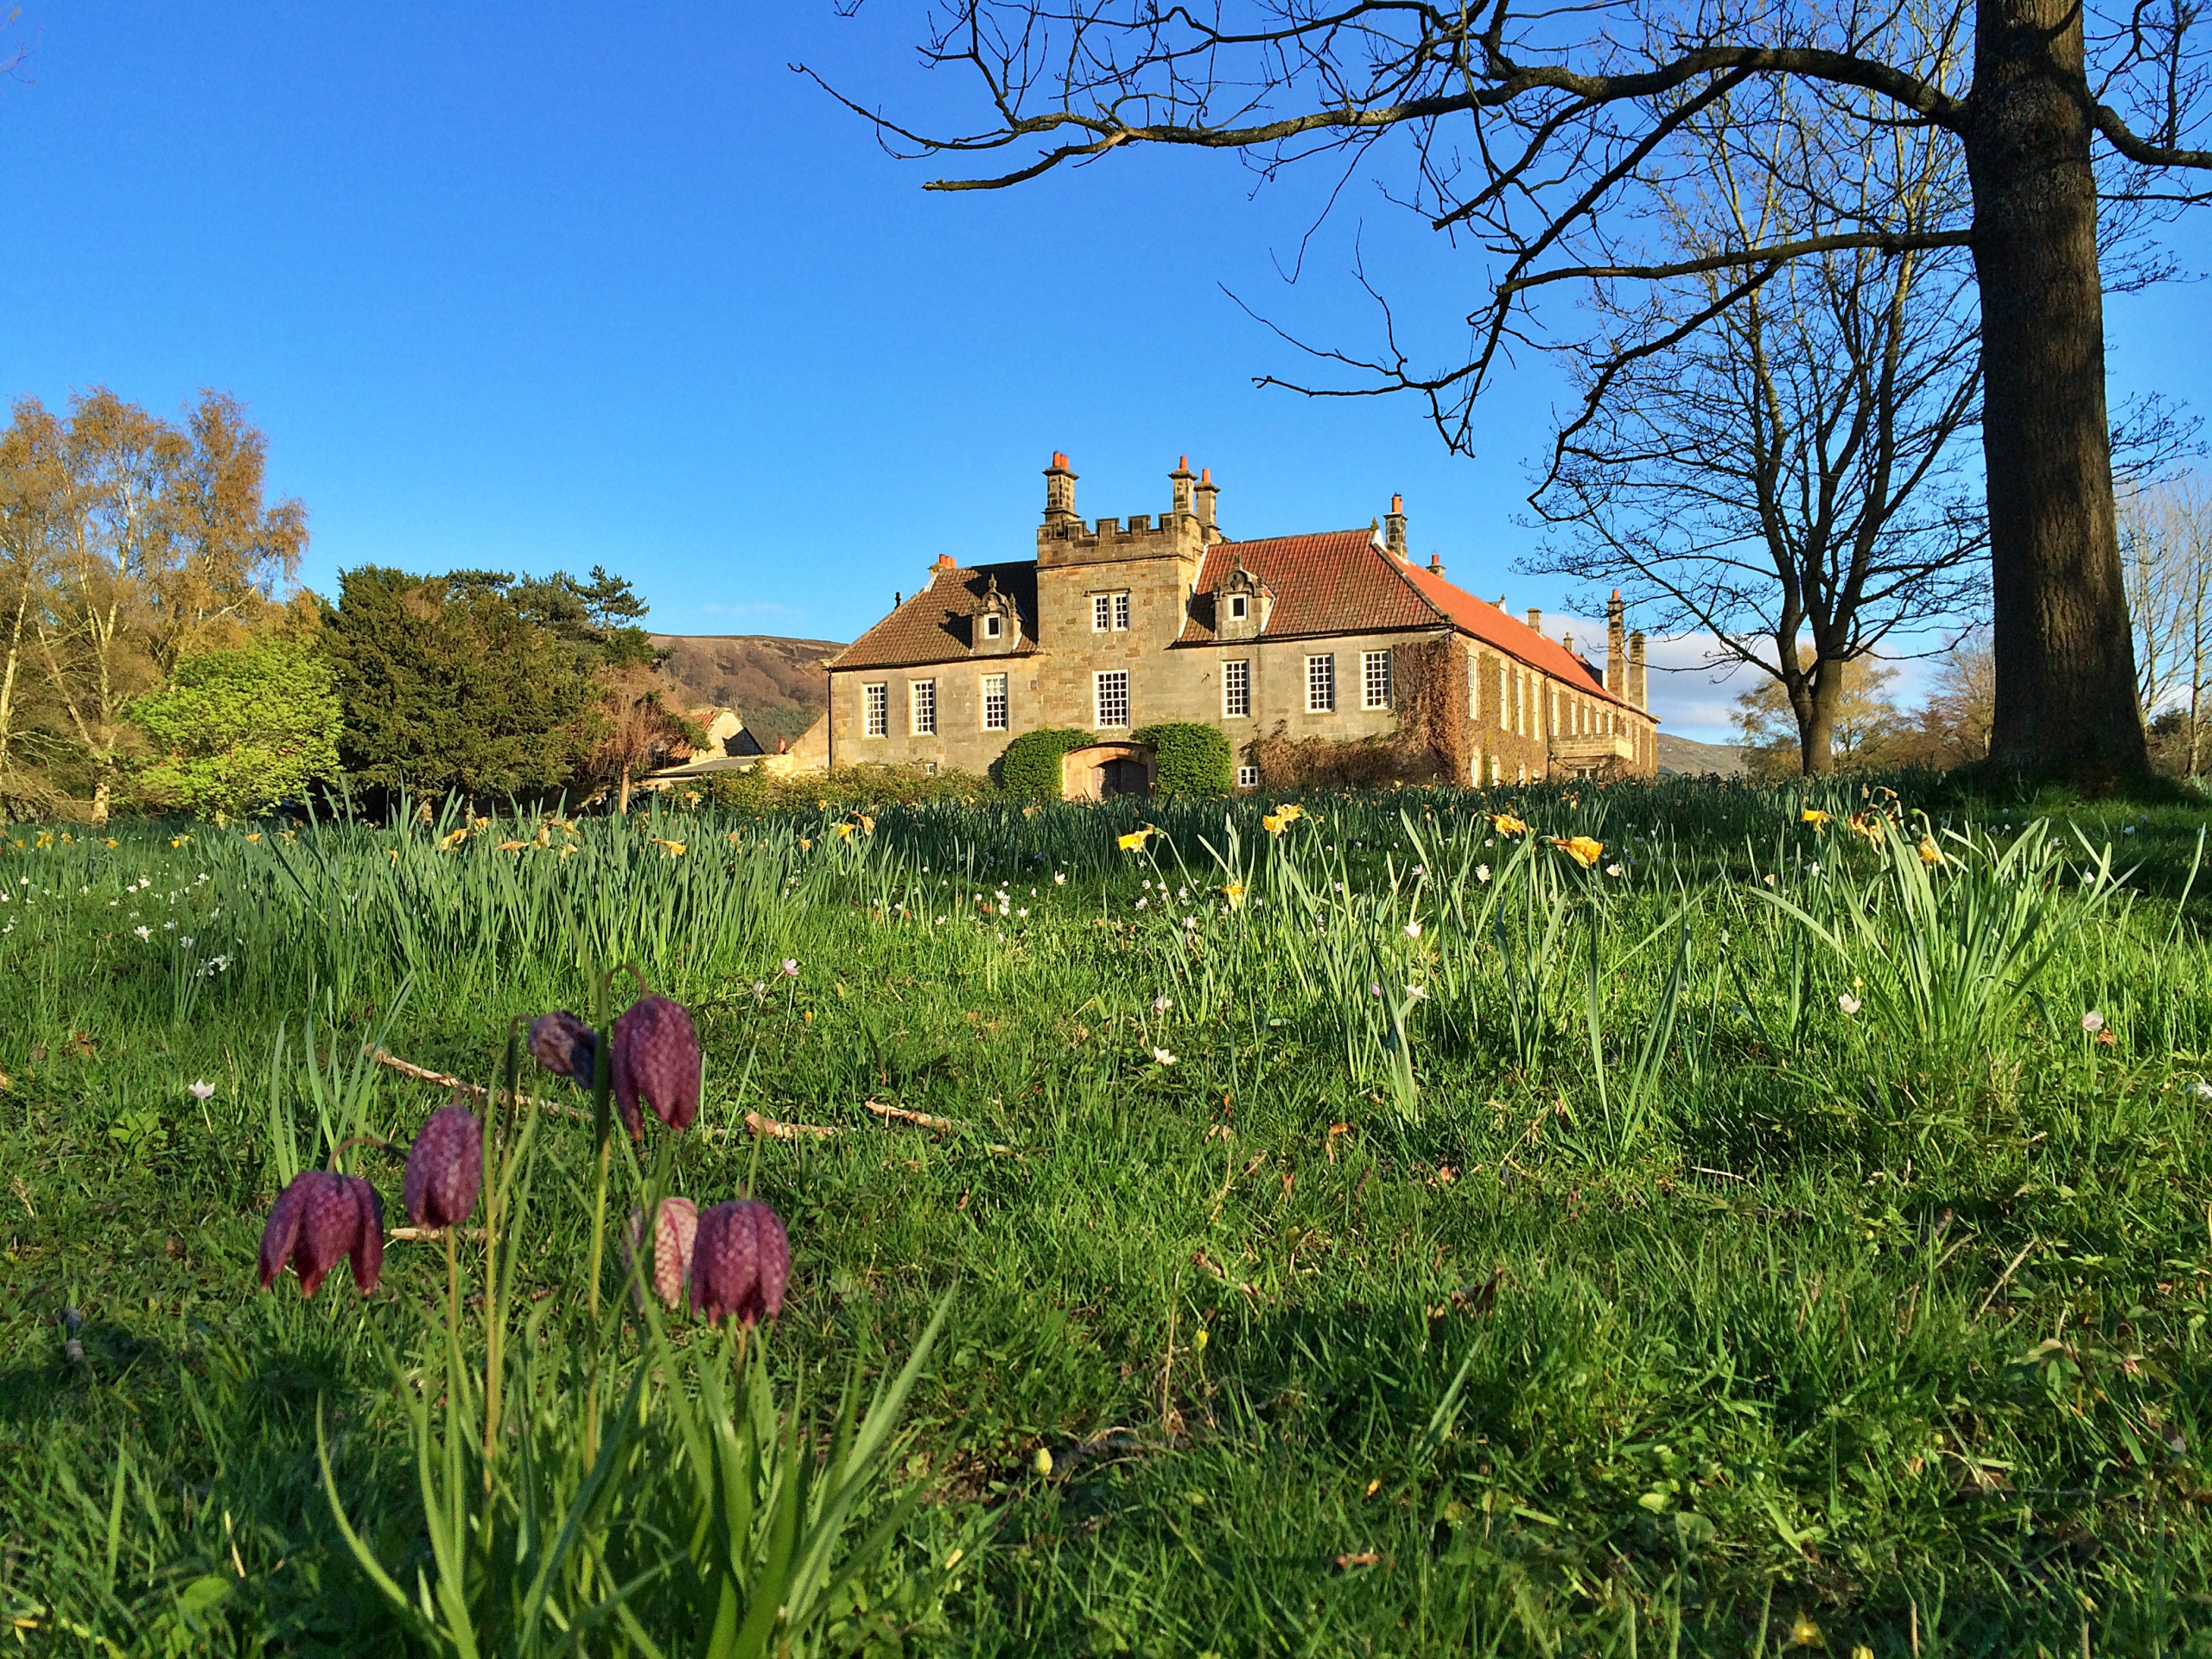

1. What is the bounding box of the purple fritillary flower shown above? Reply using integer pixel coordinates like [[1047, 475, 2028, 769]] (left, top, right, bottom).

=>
[[612, 994, 702, 1136], [624, 1196, 700, 1309], [690, 1199, 791, 1327], [258, 1171, 384, 1297], [403, 1103, 483, 1229], [528, 1011, 599, 1090]]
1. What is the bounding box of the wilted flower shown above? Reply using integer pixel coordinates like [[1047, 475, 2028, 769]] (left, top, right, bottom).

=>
[[188, 1079, 216, 1100], [690, 1199, 791, 1326], [1838, 994, 1861, 1015], [1153, 995, 1173, 1012], [403, 1103, 483, 1229], [2081, 1010, 2105, 1033], [1549, 835, 1604, 868], [258, 1171, 384, 1297], [625, 1195, 700, 1308], [528, 1011, 598, 1089], [1917, 835, 1943, 867], [612, 994, 702, 1137]]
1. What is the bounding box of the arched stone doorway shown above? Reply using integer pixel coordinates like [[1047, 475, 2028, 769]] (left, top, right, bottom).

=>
[[1059, 741, 1157, 801]]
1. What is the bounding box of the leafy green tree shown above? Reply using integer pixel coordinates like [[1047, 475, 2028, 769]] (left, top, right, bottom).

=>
[[130, 635, 340, 817], [321, 567, 596, 800]]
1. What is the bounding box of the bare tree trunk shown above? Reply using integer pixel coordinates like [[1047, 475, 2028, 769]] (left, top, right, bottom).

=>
[[1796, 664, 1843, 775], [618, 762, 632, 816], [1967, 0, 2147, 785]]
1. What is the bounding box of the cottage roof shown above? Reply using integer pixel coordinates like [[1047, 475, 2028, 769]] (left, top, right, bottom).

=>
[[825, 561, 1039, 671], [1185, 531, 1642, 713]]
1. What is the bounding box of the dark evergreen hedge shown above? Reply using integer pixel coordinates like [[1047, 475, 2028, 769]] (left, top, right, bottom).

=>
[[1134, 721, 1234, 796], [998, 728, 1093, 796]]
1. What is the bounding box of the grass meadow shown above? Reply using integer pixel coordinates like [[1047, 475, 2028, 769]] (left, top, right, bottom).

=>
[[3, 779, 2212, 1656]]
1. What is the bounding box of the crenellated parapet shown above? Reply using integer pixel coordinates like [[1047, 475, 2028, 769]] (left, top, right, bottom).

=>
[[1033, 454, 1222, 566]]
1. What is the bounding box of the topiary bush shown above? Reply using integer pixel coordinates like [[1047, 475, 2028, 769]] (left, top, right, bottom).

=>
[[998, 728, 1093, 797], [1134, 721, 1233, 797]]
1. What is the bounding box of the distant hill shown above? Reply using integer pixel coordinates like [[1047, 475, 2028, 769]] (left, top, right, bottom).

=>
[[652, 635, 842, 748], [1656, 733, 1748, 776]]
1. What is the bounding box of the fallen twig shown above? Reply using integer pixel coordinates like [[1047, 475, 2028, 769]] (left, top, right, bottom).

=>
[[390, 1226, 489, 1243], [745, 1110, 838, 1141], [863, 1098, 1018, 1155], [372, 1049, 588, 1123], [1976, 1237, 2041, 1317]]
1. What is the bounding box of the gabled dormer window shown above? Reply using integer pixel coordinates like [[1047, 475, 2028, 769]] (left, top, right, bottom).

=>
[[982, 613, 1003, 639], [1228, 593, 1249, 620]]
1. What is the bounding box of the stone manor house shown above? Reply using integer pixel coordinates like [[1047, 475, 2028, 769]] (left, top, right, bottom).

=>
[[823, 456, 1657, 794]]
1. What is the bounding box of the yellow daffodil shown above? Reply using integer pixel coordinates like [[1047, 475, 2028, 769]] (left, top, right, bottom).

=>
[[859, 813, 875, 833], [1917, 834, 1943, 867], [833, 822, 855, 840], [652, 837, 686, 856], [168, 835, 189, 849], [1117, 825, 1156, 852], [798, 836, 812, 851], [102, 837, 119, 848], [1801, 808, 1829, 827], [35, 832, 53, 848], [245, 832, 261, 843], [1549, 835, 1605, 868], [439, 828, 467, 850], [497, 839, 527, 852], [59, 832, 73, 843], [1221, 880, 1246, 907], [1262, 811, 1287, 835], [559, 844, 579, 860], [1490, 813, 1528, 838], [387, 848, 399, 864]]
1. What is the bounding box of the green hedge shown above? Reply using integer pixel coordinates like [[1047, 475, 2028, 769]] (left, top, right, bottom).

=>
[[696, 763, 993, 814], [1135, 721, 1233, 797], [998, 728, 1093, 797]]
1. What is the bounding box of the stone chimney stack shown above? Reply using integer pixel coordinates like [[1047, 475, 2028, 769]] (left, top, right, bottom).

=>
[[1193, 467, 1221, 543], [1527, 607, 1543, 634], [1427, 553, 1446, 575], [1562, 632, 1575, 659], [1629, 630, 1649, 709], [1169, 456, 1197, 518], [1383, 493, 1408, 557], [1044, 452, 1078, 525], [1605, 590, 1627, 697]]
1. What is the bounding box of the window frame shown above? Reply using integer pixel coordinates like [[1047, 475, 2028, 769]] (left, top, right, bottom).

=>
[[1094, 668, 1130, 729], [1092, 594, 1111, 632], [1227, 592, 1249, 620], [1222, 658, 1251, 719], [862, 682, 888, 739], [981, 671, 1008, 732], [1306, 654, 1336, 715], [1113, 592, 1131, 631], [1236, 763, 1259, 789], [909, 678, 937, 736], [1361, 649, 1392, 710], [982, 612, 1003, 639]]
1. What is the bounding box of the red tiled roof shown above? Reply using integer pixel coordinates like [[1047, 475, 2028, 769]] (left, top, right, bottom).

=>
[[1179, 529, 1439, 640], [1185, 530, 1644, 715], [825, 562, 1038, 671], [1395, 560, 1639, 713]]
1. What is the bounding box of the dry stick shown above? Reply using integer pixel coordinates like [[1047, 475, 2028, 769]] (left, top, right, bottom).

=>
[[372, 1050, 588, 1123], [391, 1226, 489, 1243], [863, 1099, 1018, 1157], [1976, 1237, 2043, 1318], [377, 1049, 1014, 1153]]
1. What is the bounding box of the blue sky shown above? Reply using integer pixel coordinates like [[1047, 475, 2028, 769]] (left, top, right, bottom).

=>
[[4, 5, 2207, 741]]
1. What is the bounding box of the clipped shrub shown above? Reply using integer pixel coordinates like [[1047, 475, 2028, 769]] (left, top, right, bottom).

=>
[[696, 763, 992, 815], [1134, 721, 1233, 797], [998, 728, 1092, 797]]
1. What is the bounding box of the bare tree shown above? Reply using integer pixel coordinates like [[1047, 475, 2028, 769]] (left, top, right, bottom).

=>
[[817, 0, 2212, 785], [1526, 64, 1983, 772], [2120, 471, 2212, 769]]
